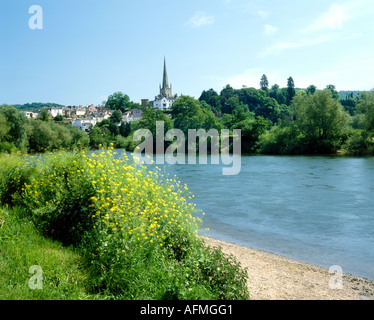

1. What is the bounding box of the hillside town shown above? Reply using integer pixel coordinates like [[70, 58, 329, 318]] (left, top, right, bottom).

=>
[[23, 105, 145, 131], [21, 58, 178, 132]]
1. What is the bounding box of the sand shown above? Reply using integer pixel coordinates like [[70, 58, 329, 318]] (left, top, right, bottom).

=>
[[203, 237, 374, 300]]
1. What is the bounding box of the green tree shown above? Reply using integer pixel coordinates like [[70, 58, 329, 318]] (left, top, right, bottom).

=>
[[66, 124, 90, 150], [135, 108, 172, 136], [341, 96, 357, 116], [172, 96, 222, 133], [236, 116, 268, 153], [53, 115, 64, 122], [0, 113, 10, 142], [259, 120, 303, 155], [132, 108, 173, 151], [171, 96, 201, 121], [199, 89, 222, 114], [293, 89, 350, 153], [223, 106, 253, 129], [119, 122, 132, 137], [326, 84, 340, 100], [89, 126, 112, 149], [50, 122, 73, 150], [278, 88, 288, 105], [28, 120, 56, 152], [260, 74, 269, 91], [269, 84, 279, 99], [110, 110, 123, 125], [220, 85, 237, 107], [106, 92, 131, 113], [306, 85, 317, 95], [237, 87, 267, 112], [199, 89, 219, 104], [0, 113, 13, 153], [254, 97, 280, 123], [356, 90, 374, 131], [170, 96, 222, 153], [287, 77, 296, 105], [221, 97, 240, 114], [0, 105, 29, 152], [344, 130, 374, 155], [38, 109, 50, 122]]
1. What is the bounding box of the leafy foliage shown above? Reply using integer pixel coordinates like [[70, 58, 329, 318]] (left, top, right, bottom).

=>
[[2, 85, 373, 156], [293, 89, 350, 153], [0, 151, 250, 300], [14, 102, 65, 111]]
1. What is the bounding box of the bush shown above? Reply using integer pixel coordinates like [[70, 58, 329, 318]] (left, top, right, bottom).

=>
[[0, 142, 18, 154], [189, 244, 249, 300], [0, 154, 36, 206], [0, 150, 250, 300], [344, 131, 374, 155], [258, 123, 304, 155]]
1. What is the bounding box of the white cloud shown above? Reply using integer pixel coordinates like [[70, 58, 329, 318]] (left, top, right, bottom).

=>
[[188, 11, 215, 28], [306, 4, 348, 31], [297, 55, 374, 91], [263, 24, 278, 36], [306, 0, 374, 32], [259, 34, 333, 58], [259, 0, 368, 58]]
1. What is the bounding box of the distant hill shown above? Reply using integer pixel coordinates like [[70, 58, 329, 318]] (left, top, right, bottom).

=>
[[295, 88, 368, 100], [338, 91, 367, 100], [14, 102, 65, 111]]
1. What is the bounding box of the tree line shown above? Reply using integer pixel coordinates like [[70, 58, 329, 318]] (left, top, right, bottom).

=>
[[2, 76, 374, 156], [0, 105, 89, 153], [14, 102, 65, 111], [95, 77, 374, 156]]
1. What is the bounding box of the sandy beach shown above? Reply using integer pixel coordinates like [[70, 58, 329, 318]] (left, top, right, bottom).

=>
[[203, 237, 374, 300]]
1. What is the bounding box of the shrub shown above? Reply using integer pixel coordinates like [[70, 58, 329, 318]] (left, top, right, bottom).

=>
[[258, 123, 304, 155], [0, 142, 18, 154], [0, 154, 36, 207], [0, 149, 250, 300], [344, 131, 374, 155]]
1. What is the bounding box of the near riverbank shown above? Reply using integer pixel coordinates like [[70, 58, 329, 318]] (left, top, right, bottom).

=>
[[203, 237, 374, 300]]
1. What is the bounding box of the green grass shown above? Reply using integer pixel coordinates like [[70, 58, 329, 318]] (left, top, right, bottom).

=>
[[0, 150, 250, 300], [0, 206, 103, 300]]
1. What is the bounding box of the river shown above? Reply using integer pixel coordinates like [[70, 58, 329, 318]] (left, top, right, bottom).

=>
[[115, 150, 374, 280], [152, 154, 374, 280]]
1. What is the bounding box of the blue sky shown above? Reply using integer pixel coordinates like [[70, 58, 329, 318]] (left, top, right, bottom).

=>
[[1, 0, 374, 106]]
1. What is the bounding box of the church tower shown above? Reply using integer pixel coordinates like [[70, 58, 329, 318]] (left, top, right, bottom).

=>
[[153, 57, 178, 111], [160, 57, 173, 98]]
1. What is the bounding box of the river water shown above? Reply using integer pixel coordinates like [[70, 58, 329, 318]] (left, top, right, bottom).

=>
[[155, 154, 374, 280], [116, 150, 374, 280]]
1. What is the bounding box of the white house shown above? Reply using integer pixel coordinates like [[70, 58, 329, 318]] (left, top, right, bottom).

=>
[[72, 119, 97, 132], [123, 109, 144, 123], [153, 96, 176, 111], [23, 111, 39, 119], [92, 112, 111, 123], [49, 107, 64, 118]]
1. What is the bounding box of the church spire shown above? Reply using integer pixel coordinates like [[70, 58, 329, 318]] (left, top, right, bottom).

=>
[[163, 56, 169, 90], [160, 56, 172, 98]]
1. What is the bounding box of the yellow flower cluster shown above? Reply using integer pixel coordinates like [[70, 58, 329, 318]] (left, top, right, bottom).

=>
[[22, 148, 203, 252]]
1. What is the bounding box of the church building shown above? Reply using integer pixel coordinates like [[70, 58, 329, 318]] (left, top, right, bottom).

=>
[[152, 58, 178, 111]]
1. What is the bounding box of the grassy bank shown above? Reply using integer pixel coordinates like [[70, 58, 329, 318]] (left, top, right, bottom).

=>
[[0, 206, 102, 300], [0, 149, 249, 300]]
